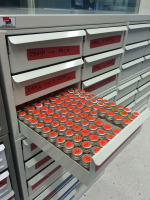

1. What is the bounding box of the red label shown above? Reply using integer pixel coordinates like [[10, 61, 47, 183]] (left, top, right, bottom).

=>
[[27, 45, 80, 61], [73, 148, 82, 155], [73, 125, 81, 131], [107, 134, 114, 140], [32, 165, 61, 190], [66, 130, 74, 136], [90, 35, 121, 49], [93, 147, 101, 153], [85, 75, 116, 93], [81, 129, 90, 136], [58, 125, 65, 131], [113, 128, 121, 134], [92, 58, 116, 73], [3, 17, 9, 22], [98, 139, 108, 146], [82, 120, 89, 125], [82, 155, 91, 162], [35, 156, 51, 169], [133, 111, 140, 116], [95, 120, 103, 126], [25, 71, 76, 96], [74, 135, 82, 141], [89, 134, 99, 141], [65, 141, 73, 148], [82, 141, 91, 148], [97, 129, 105, 135], [30, 143, 38, 151], [103, 124, 112, 130], [49, 132, 57, 137], [8, 195, 15, 200], [0, 178, 7, 188]]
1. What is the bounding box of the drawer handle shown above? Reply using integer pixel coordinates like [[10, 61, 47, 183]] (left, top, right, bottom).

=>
[[0, 189, 8, 196], [87, 26, 127, 35], [118, 76, 141, 90], [116, 90, 138, 104], [129, 24, 150, 29], [122, 57, 144, 69], [145, 55, 150, 60], [135, 91, 150, 104], [125, 41, 148, 50], [141, 70, 150, 78]]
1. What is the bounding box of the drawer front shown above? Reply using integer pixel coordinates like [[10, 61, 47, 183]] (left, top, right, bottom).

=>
[[0, 144, 8, 173], [8, 30, 85, 74], [82, 69, 120, 95], [136, 101, 148, 113], [120, 58, 143, 81], [103, 91, 117, 103], [138, 71, 150, 87], [12, 59, 82, 106], [83, 26, 126, 56], [117, 95, 135, 107], [34, 172, 73, 200], [135, 99, 149, 110], [141, 56, 150, 71], [135, 91, 150, 109], [82, 49, 123, 81], [22, 139, 41, 161], [25, 152, 53, 180], [123, 43, 147, 64], [0, 171, 12, 199], [28, 162, 63, 196], [144, 42, 150, 56], [135, 82, 150, 100], [117, 76, 140, 100], [126, 27, 149, 45], [0, 190, 15, 200]]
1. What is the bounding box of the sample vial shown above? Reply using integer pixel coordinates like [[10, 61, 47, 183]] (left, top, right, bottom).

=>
[[71, 148, 83, 163], [46, 109, 54, 117], [73, 109, 81, 116], [50, 97, 57, 103], [62, 92, 69, 97], [61, 109, 68, 116], [89, 124, 98, 134], [55, 106, 61, 114], [65, 120, 74, 130], [106, 134, 114, 142], [87, 116, 95, 125], [103, 124, 112, 134], [55, 100, 62, 106], [90, 94, 96, 99], [40, 106, 48, 114], [18, 111, 26, 121], [97, 102, 104, 108], [122, 118, 131, 128], [109, 102, 116, 107], [59, 96, 66, 102], [74, 116, 81, 125], [91, 99, 97, 105], [124, 107, 131, 114], [111, 108, 120, 114], [81, 141, 92, 154], [76, 104, 84, 110], [63, 141, 74, 157], [94, 119, 103, 128], [59, 116, 67, 125], [83, 107, 91, 115], [48, 131, 58, 144], [73, 135, 82, 147], [74, 97, 80, 102], [51, 121, 59, 131], [72, 125, 81, 135], [23, 115, 32, 125], [43, 100, 50, 107], [119, 111, 128, 119], [35, 122, 44, 133], [80, 99, 87, 106], [32, 110, 40, 119], [67, 112, 75, 121], [38, 113, 46, 123], [70, 101, 77, 106], [99, 108, 107, 118], [98, 139, 108, 148], [85, 97, 92, 102], [116, 104, 123, 111], [112, 128, 121, 136], [89, 134, 99, 146], [132, 111, 140, 117], [64, 98, 71, 105], [65, 130, 74, 140], [97, 129, 106, 139], [52, 113, 60, 121], [81, 120, 89, 129], [29, 118, 38, 129], [27, 107, 35, 115], [79, 89, 85, 94], [80, 113, 88, 120], [41, 127, 51, 138], [92, 105, 100, 112], [128, 115, 136, 121], [79, 94, 85, 99], [74, 88, 79, 92], [91, 146, 101, 156], [90, 110, 97, 118], [55, 137, 65, 150], [84, 92, 90, 97], [35, 103, 43, 110], [103, 99, 109, 105], [96, 96, 103, 102], [105, 111, 115, 122], [49, 103, 56, 110], [104, 105, 111, 111], [80, 154, 92, 170], [61, 103, 69, 109], [74, 92, 79, 97], [57, 125, 66, 136], [80, 129, 90, 141], [44, 117, 52, 127]]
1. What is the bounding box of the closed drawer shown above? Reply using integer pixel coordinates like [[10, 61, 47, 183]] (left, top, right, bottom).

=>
[[117, 76, 140, 100], [135, 81, 150, 100], [141, 55, 150, 71], [34, 172, 73, 200], [8, 30, 85, 74], [82, 69, 120, 95], [0, 190, 15, 200], [82, 48, 123, 81], [138, 70, 150, 87], [123, 41, 148, 64], [12, 59, 82, 106], [22, 139, 41, 161], [144, 41, 150, 55], [137, 101, 148, 113], [134, 91, 150, 109], [120, 58, 144, 81], [25, 152, 53, 180], [0, 144, 8, 173], [125, 102, 136, 110], [103, 90, 117, 103], [116, 90, 138, 107], [83, 26, 127, 56], [0, 171, 12, 199], [126, 24, 150, 45], [27, 162, 63, 196], [63, 189, 76, 200]]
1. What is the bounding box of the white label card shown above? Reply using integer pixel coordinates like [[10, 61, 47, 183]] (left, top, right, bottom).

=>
[[0, 17, 16, 28]]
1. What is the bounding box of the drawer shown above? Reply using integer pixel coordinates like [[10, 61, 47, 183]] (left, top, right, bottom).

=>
[[134, 91, 150, 109], [22, 139, 41, 161], [137, 101, 148, 113], [125, 102, 136, 110], [138, 70, 150, 87], [135, 81, 150, 100], [0, 171, 12, 199], [63, 189, 76, 200], [25, 152, 53, 180], [34, 172, 73, 200], [117, 76, 140, 100], [144, 41, 150, 55], [116, 90, 138, 107], [12, 59, 82, 106], [28, 162, 63, 196], [120, 58, 144, 81], [141, 55, 150, 71], [50, 178, 77, 200], [0, 190, 15, 200], [123, 41, 148, 64], [82, 69, 120, 95], [103, 90, 117, 103], [8, 30, 85, 74], [83, 26, 127, 56], [82, 48, 123, 81], [126, 24, 150, 45], [0, 144, 8, 173]]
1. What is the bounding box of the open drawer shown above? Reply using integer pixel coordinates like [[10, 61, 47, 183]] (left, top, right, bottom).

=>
[[123, 41, 148, 64], [81, 69, 120, 95], [18, 108, 150, 186], [138, 70, 150, 87], [120, 58, 144, 81], [141, 55, 150, 71], [134, 91, 150, 109], [8, 30, 85, 74], [126, 23, 150, 45], [144, 40, 150, 56], [12, 59, 82, 106], [82, 26, 127, 56], [82, 48, 123, 81], [0, 171, 12, 199], [135, 81, 150, 100], [116, 90, 138, 107], [117, 76, 140, 100]]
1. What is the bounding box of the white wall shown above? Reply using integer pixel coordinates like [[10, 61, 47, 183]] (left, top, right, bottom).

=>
[[139, 0, 150, 14]]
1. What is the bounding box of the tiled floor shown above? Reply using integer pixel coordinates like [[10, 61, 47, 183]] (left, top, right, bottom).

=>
[[80, 102, 150, 200]]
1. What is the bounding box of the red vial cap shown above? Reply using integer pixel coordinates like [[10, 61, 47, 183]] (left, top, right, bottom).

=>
[[95, 119, 103, 126], [38, 113, 46, 118], [44, 117, 52, 123], [98, 139, 108, 146]]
